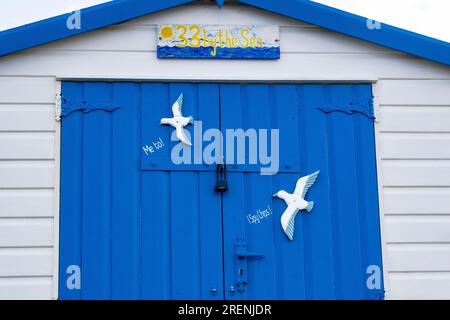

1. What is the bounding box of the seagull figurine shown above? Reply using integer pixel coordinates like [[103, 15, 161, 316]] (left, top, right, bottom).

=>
[[273, 171, 320, 241], [160, 93, 194, 146]]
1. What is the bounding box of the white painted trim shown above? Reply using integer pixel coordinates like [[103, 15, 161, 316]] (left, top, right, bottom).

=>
[[52, 80, 62, 300], [54, 77, 379, 83], [372, 81, 391, 300]]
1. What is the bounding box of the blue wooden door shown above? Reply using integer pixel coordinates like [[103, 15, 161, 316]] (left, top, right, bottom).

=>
[[59, 82, 224, 299], [220, 84, 383, 300], [59, 82, 383, 300]]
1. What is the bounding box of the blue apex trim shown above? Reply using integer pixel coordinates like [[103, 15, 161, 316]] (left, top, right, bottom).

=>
[[0, 0, 193, 57], [0, 0, 449, 66], [237, 0, 450, 66]]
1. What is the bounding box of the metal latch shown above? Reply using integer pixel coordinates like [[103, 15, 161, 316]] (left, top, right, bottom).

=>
[[233, 238, 264, 295]]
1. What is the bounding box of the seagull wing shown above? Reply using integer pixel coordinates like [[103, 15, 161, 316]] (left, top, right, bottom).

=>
[[293, 170, 320, 198], [176, 126, 192, 146], [280, 204, 300, 241], [172, 93, 183, 117]]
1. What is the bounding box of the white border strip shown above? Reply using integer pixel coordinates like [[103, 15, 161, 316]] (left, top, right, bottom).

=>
[[52, 79, 62, 300], [372, 81, 390, 300]]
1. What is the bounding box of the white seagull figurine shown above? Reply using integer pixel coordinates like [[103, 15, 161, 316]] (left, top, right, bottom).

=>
[[273, 171, 320, 240], [160, 93, 194, 146]]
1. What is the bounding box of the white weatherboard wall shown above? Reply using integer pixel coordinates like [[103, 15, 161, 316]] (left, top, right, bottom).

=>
[[0, 2, 449, 299]]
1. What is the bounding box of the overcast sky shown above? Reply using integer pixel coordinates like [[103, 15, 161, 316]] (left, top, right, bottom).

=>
[[0, 0, 449, 42]]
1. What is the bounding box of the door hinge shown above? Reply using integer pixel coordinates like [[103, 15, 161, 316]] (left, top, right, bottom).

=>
[[58, 96, 121, 119], [55, 93, 62, 122], [317, 98, 375, 120], [372, 94, 381, 123]]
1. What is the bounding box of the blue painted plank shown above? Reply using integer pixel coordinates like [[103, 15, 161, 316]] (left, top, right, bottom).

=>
[[271, 84, 306, 299], [141, 83, 172, 170], [197, 84, 224, 299], [219, 84, 246, 300], [110, 83, 141, 299], [170, 170, 201, 299], [169, 83, 201, 299], [222, 172, 247, 300], [244, 174, 277, 299], [298, 85, 335, 299], [326, 85, 364, 299], [141, 86, 223, 300], [352, 84, 385, 299], [81, 83, 112, 299], [240, 85, 277, 299], [59, 82, 84, 300], [141, 171, 172, 299], [141, 83, 172, 299], [198, 173, 224, 299], [220, 84, 280, 299]]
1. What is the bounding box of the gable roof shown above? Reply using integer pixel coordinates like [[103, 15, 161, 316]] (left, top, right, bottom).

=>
[[1, 0, 449, 66]]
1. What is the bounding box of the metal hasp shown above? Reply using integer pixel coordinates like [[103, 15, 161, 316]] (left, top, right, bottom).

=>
[[215, 163, 229, 192], [234, 238, 264, 295]]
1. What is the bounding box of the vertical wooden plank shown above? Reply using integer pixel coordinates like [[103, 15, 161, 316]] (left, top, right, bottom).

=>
[[271, 84, 305, 299], [111, 83, 140, 299], [197, 84, 224, 299], [243, 85, 277, 299], [198, 173, 224, 299], [245, 174, 277, 299], [141, 172, 171, 299], [169, 83, 200, 299], [353, 84, 385, 299], [141, 84, 172, 166], [300, 84, 335, 299], [222, 172, 246, 300], [170, 171, 200, 299], [59, 82, 83, 300], [220, 84, 246, 300], [141, 83, 171, 299], [81, 82, 112, 299], [327, 85, 363, 299]]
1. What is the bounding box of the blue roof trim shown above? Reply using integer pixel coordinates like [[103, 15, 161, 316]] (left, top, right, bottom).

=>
[[238, 0, 450, 66], [0, 0, 449, 66], [0, 0, 194, 57]]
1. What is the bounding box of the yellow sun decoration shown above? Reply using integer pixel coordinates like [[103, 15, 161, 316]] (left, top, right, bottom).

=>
[[160, 26, 173, 39]]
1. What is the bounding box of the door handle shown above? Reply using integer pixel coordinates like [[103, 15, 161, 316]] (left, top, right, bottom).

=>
[[235, 238, 265, 259], [236, 248, 265, 259], [232, 238, 264, 296]]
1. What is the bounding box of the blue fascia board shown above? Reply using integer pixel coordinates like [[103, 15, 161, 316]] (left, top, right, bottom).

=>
[[0, 0, 449, 67], [237, 0, 450, 66], [0, 0, 194, 57]]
